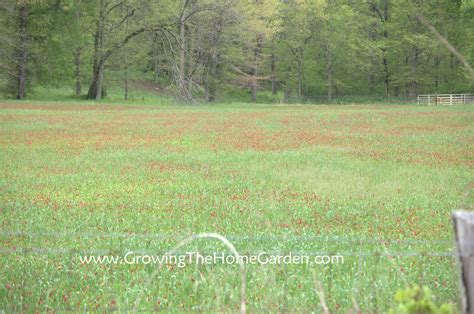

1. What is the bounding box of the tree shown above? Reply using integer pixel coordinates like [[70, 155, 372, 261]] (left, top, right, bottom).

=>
[[230, 0, 278, 102], [2, 0, 471, 101], [368, 0, 391, 97], [0, 0, 63, 99], [68, 0, 94, 97], [86, 0, 152, 99], [276, 0, 314, 98]]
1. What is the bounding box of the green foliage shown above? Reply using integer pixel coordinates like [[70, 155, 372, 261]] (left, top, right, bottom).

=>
[[0, 0, 472, 101], [389, 286, 456, 314]]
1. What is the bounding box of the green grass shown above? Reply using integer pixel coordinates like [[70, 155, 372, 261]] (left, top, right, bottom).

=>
[[0, 100, 473, 312], [2, 85, 179, 106]]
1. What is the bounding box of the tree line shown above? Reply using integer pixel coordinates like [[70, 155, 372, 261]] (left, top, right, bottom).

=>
[[1, 0, 473, 102]]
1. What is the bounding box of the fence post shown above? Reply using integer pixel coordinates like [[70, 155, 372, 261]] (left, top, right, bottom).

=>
[[452, 211, 474, 314]]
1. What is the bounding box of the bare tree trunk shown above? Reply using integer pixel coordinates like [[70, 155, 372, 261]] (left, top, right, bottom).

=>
[[204, 17, 223, 102], [124, 63, 128, 100], [73, 48, 82, 96], [368, 22, 376, 94], [87, 67, 99, 99], [205, 60, 218, 102], [322, 33, 333, 101], [298, 48, 304, 97], [250, 34, 263, 103], [368, 56, 375, 94], [411, 47, 418, 96], [383, 55, 389, 97], [187, 25, 194, 92], [250, 76, 258, 102], [283, 65, 291, 103], [271, 52, 277, 95], [284, 87, 291, 104], [95, 1, 105, 101], [124, 5, 130, 101], [327, 58, 332, 101], [96, 62, 105, 100], [434, 55, 440, 91], [404, 55, 409, 96], [177, 0, 189, 96], [297, 63, 302, 98], [72, 0, 82, 97], [250, 72, 258, 102], [87, 0, 106, 99], [410, 16, 421, 97], [175, 2, 196, 102], [16, 3, 28, 99], [204, 55, 217, 102], [186, 0, 196, 92], [382, 0, 389, 97], [152, 32, 161, 82], [179, 15, 185, 88]]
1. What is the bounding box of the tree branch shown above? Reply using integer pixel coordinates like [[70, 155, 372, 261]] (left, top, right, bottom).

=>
[[103, 27, 145, 60], [416, 13, 474, 79], [368, 1, 384, 22], [105, 1, 125, 17]]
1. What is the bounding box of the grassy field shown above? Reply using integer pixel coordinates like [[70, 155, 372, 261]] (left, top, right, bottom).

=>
[[1, 101, 473, 312]]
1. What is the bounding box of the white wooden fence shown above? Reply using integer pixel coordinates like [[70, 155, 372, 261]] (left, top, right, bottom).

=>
[[417, 94, 474, 105]]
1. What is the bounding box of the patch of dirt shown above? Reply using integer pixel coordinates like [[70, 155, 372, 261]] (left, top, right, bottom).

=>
[[128, 80, 169, 95]]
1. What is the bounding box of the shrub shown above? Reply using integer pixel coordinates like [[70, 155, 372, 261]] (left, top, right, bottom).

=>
[[388, 285, 456, 314]]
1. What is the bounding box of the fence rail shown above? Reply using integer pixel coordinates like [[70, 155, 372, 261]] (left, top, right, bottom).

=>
[[417, 93, 474, 105], [285, 95, 417, 104]]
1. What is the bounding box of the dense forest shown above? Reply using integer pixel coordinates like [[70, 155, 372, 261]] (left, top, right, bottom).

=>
[[0, 0, 473, 103]]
